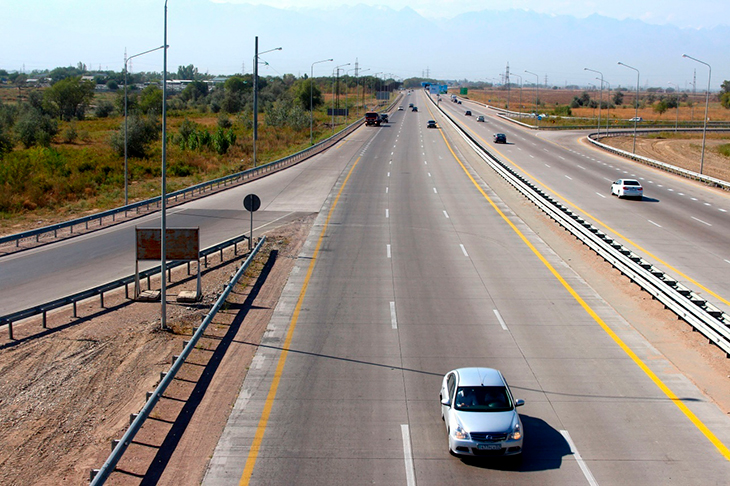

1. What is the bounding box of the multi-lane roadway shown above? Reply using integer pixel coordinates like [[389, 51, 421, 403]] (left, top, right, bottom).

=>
[[202, 90, 730, 485]]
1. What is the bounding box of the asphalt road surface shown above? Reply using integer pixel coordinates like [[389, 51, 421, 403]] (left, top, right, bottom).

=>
[[203, 90, 730, 485]]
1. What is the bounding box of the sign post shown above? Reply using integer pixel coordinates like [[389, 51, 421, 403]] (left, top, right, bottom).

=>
[[243, 194, 261, 250]]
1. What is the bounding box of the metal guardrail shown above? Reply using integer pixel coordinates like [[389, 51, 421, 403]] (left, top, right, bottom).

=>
[[1, 232, 251, 340], [89, 236, 266, 485], [0, 117, 365, 250], [427, 94, 730, 356], [587, 131, 730, 191]]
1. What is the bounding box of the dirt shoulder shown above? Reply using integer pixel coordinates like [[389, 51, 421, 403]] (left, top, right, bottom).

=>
[[601, 134, 730, 183], [0, 215, 314, 485]]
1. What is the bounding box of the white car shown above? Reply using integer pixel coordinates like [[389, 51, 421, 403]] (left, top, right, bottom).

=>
[[629, 116, 643, 122], [611, 178, 644, 199], [440, 368, 524, 458]]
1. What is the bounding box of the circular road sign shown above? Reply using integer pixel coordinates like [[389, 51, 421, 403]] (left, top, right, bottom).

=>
[[243, 194, 261, 212]]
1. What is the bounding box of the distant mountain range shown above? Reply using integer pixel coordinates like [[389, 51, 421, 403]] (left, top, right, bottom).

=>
[[2, 1, 728, 88]]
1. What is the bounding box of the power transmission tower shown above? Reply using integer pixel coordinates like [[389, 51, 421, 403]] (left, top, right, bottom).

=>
[[544, 74, 548, 88], [505, 62, 510, 109]]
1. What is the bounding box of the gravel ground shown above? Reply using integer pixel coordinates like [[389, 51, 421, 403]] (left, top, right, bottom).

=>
[[0, 216, 314, 485]]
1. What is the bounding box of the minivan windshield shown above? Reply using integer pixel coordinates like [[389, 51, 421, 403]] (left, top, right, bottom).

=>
[[454, 386, 512, 412]]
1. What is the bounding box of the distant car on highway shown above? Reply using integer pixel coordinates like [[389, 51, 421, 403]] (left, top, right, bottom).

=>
[[412, 106, 418, 112], [476, 115, 485, 122], [493, 133, 507, 144], [398, 106, 404, 111], [629, 116, 643, 122], [380, 113, 389, 123], [457, 100, 462, 104], [611, 178, 644, 199], [408, 103, 414, 108], [440, 368, 524, 458], [427, 120, 437, 128], [465, 110, 472, 116]]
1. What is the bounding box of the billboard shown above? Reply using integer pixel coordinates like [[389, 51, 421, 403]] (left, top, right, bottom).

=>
[[429, 84, 439, 94], [460, 88, 468, 95], [439, 85, 448, 94]]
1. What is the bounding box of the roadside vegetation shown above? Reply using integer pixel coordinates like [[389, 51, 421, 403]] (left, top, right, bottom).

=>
[[0, 64, 401, 232]]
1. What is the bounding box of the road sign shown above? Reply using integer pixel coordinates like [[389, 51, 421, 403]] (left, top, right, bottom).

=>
[[243, 194, 261, 249], [243, 194, 261, 212]]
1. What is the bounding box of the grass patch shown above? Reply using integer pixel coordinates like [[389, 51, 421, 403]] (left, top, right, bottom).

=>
[[717, 143, 730, 158]]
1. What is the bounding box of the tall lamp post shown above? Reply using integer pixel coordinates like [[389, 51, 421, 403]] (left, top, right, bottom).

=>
[[357, 68, 370, 115], [310, 58, 332, 145], [585, 68, 604, 137], [345, 67, 358, 123], [618, 62, 640, 154], [668, 82, 680, 133], [252, 38, 282, 167], [123, 45, 164, 206], [683, 54, 711, 175], [512, 73, 522, 117], [525, 70, 539, 127], [601, 78, 612, 136], [332, 63, 350, 134], [161, 0, 170, 329]]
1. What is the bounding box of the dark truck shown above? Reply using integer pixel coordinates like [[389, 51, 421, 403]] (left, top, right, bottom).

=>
[[365, 112, 381, 126]]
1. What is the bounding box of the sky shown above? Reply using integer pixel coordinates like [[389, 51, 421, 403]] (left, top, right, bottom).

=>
[[1, 0, 727, 87], [216, 0, 728, 29]]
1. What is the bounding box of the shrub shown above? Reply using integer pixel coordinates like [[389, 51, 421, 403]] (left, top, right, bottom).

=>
[[62, 124, 78, 143], [218, 114, 232, 129], [109, 114, 160, 158], [14, 108, 58, 148], [717, 143, 730, 158], [94, 100, 115, 118]]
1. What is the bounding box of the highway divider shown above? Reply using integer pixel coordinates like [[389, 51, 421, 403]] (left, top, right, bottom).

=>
[[88, 236, 265, 485], [427, 93, 730, 357]]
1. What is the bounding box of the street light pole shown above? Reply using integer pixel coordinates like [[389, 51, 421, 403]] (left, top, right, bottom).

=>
[[123, 45, 164, 206], [618, 62, 640, 154], [161, 0, 169, 329], [357, 68, 370, 116], [310, 58, 332, 145], [668, 82, 680, 133], [525, 70, 539, 127], [602, 79, 612, 136], [332, 63, 350, 134], [683, 54, 711, 175], [585, 68, 604, 137], [252, 38, 282, 167], [512, 73, 522, 119]]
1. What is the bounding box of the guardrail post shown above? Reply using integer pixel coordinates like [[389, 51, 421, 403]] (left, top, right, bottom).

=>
[[90, 469, 99, 481], [100, 292, 104, 309], [187, 261, 191, 276], [204, 254, 208, 268], [8, 322, 13, 340], [111, 440, 119, 451], [73, 301, 78, 318], [42, 311, 47, 329]]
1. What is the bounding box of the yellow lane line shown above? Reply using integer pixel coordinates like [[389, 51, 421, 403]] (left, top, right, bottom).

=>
[[238, 157, 362, 485], [459, 121, 730, 308], [435, 121, 730, 461]]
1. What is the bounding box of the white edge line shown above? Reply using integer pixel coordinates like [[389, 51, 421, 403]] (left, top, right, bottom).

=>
[[493, 309, 508, 331], [460, 244, 468, 257], [443, 210, 450, 219], [560, 430, 599, 486], [390, 301, 397, 329], [401, 424, 416, 486], [387, 244, 391, 259], [386, 209, 390, 218], [648, 220, 662, 228], [595, 192, 606, 199]]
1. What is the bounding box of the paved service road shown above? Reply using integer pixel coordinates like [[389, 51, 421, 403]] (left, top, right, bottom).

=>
[[0, 136, 363, 316], [438, 96, 730, 317], [204, 90, 730, 485]]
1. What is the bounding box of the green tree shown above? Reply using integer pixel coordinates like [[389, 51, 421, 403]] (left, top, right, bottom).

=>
[[177, 64, 199, 80], [721, 80, 730, 109], [613, 91, 624, 105], [224, 76, 248, 94], [180, 81, 208, 102], [14, 107, 58, 148], [137, 85, 163, 114], [295, 79, 323, 111], [653, 100, 669, 117], [45, 76, 95, 121], [109, 115, 160, 158]]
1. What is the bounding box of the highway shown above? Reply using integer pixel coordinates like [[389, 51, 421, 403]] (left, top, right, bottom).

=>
[[437, 95, 730, 317], [0, 135, 363, 316], [203, 90, 730, 485]]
